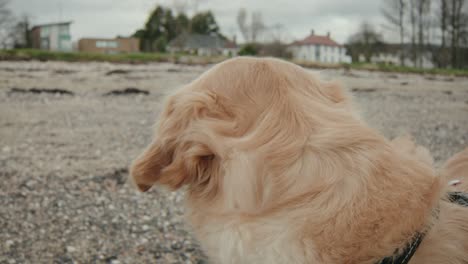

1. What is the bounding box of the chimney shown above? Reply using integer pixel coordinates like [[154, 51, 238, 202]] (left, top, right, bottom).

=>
[[310, 29, 315, 36], [327, 31, 330, 38]]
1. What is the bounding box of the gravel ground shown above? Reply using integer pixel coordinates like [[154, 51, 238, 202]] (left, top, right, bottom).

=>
[[0, 60, 467, 264]]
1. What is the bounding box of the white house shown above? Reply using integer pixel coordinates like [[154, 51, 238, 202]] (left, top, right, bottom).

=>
[[357, 44, 435, 69], [288, 30, 351, 64], [31, 21, 73, 52]]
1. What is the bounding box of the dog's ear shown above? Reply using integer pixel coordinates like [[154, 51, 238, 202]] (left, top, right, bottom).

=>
[[130, 92, 223, 193], [130, 140, 173, 192], [130, 138, 218, 192]]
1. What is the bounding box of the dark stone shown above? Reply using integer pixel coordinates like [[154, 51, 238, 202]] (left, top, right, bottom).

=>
[[104, 88, 149, 96]]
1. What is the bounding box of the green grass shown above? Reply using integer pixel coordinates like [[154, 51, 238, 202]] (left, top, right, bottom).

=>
[[2, 49, 468, 76], [344, 62, 468, 77], [0, 49, 175, 63]]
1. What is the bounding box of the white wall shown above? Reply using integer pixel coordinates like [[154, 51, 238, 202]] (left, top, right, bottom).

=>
[[289, 45, 351, 64], [361, 52, 435, 69], [222, 48, 238, 57], [40, 24, 72, 52]]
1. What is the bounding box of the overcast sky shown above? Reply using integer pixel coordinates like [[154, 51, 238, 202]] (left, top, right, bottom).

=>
[[10, 0, 386, 44]]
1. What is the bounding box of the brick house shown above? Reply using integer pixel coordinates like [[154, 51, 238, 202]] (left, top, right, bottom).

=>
[[78, 37, 140, 54], [31, 21, 73, 51]]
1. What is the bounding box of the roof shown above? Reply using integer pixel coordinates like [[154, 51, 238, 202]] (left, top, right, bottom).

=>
[[224, 40, 237, 49], [290, 34, 342, 47], [168, 33, 236, 49], [32, 21, 73, 29]]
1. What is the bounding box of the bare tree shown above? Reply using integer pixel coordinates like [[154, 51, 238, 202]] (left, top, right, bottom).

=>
[[12, 14, 31, 48], [409, 0, 418, 65], [237, 8, 249, 42], [0, 0, 15, 49], [415, 0, 431, 67], [440, 0, 449, 48], [448, 0, 467, 68], [236, 9, 266, 44], [347, 22, 384, 63], [250, 11, 265, 43], [431, 0, 451, 67], [382, 0, 406, 65], [267, 23, 289, 43]]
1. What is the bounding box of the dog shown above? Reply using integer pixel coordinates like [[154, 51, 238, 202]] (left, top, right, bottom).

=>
[[131, 57, 468, 264]]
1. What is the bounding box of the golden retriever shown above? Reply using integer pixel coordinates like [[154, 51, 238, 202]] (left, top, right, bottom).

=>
[[130, 57, 468, 264]]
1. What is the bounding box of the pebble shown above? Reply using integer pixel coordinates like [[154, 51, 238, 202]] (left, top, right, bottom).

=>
[[5, 240, 14, 248], [66, 246, 76, 253]]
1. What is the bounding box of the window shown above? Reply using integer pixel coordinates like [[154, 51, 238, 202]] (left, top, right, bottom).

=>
[[59, 25, 69, 35], [96, 41, 118, 48], [41, 26, 50, 36], [315, 45, 320, 61], [40, 37, 50, 49]]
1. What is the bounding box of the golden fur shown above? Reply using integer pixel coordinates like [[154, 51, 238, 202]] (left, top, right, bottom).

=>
[[131, 57, 468, 264]]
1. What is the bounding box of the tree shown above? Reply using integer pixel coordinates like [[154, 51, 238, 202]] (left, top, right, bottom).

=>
[[134, 5, 180, 52], [409, 0, 418, 65], [175, 13, 189, 36], [250, 11, 266, 43], [190, 11, 219, 35], [236, 8, 266, 43], [347, 22, 384, 63], [238, 43, 258, 55], [381, 0, 406, 66], [448, 0, 467, 68], [267, 23, 288, 43], [164, 9, 177, 41], [0, 0, 15, 49], [133, 5, 225, 52], [237, 8, 249, 42], [440, 0, 449, 49], [12, 14, 32, 48], [415, 0, 431, 67], [432, 0, 451, 67], [140, 6, 165, 51]]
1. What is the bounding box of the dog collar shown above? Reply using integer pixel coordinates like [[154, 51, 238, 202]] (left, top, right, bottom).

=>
[[375, 192, 468, 264], [448, 191, 468, 207], [374, 232, 425, 264]]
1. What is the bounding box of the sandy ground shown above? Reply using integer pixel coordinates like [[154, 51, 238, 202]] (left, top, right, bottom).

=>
[[0, 60, 467, 264]]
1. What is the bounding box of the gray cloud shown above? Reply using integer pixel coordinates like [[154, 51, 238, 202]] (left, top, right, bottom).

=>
[[10, 0, 386, 44]]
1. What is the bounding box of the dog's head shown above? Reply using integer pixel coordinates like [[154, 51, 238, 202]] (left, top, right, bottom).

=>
[[131, 57, 353, 207]]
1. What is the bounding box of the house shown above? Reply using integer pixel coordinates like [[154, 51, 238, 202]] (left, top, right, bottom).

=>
[[168, 33, 238, 56], [288, 30, 351, 64], [78, 37, 140, 54], [31, 21, 73, 52], [356, 43, 435, 69]]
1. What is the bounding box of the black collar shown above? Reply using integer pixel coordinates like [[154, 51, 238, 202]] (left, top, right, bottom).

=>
[[448, 191, 468, 206], [374, 191, 468, 264], [374, 232, 425, 264]]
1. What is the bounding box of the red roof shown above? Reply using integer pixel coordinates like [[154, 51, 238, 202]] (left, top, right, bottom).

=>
[[290, 34, 342, 47], [224, 41, 237, 49]]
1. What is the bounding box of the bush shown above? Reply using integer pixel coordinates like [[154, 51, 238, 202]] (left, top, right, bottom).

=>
[[238, 43, 258, 56]]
